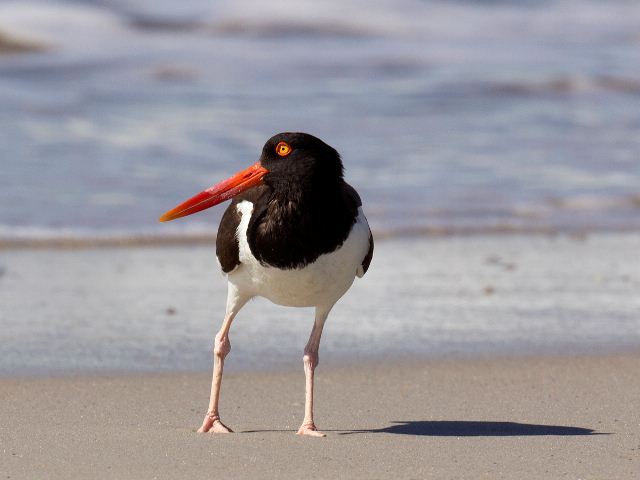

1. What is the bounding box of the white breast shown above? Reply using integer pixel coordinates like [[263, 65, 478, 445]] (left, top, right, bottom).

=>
[[227, 201, 371, 309]]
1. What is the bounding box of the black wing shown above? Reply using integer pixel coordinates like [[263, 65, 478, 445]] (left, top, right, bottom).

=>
[[215, 185, 270, 273], [343, 182, 373, 276], [361, 231, 374, 276], [216, 201, 242, 273]]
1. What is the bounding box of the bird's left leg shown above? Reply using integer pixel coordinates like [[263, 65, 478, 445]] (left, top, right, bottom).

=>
[[198, 284, 250, 433], [297, 305, 332, 437]]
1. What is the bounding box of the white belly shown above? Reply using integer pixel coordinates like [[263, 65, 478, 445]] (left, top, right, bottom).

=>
[[227, 201, 371, 308]]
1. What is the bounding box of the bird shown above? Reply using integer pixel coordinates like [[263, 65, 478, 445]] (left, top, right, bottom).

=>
[[159, 132, 373, 437]]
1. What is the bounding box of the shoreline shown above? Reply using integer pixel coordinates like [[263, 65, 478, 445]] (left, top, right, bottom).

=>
[[2, 345, 640, 381], [2, 224, 640, 251], [3, 353, 639, 479]]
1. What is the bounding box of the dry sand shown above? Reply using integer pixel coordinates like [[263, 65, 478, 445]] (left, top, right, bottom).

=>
[[2, 353, 639, 479]]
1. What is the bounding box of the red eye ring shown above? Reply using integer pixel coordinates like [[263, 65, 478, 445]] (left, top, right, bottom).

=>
[[276, 141, 292, 157]]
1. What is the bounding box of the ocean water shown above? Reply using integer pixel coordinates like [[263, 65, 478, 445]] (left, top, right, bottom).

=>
[[1, 1, 640, 376], [1, 0, 639, 242]]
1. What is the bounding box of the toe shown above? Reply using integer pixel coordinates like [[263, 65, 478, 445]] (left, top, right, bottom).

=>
[[211, 420, 233, 433], [297, 424, 326, 437], [197, 418, 212, 433]]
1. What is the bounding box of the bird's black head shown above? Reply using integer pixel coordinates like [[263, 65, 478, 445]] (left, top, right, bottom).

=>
[[159, 132, 344, 222], [258, 132, 344, 188]]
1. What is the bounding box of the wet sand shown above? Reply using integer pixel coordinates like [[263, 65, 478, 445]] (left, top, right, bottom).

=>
[[2, 233, 639, 376], [2, 353, 639, 479]]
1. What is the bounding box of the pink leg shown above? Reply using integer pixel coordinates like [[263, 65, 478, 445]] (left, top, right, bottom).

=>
[[297, 306, 332, 437], [198, 285, 250, 433]]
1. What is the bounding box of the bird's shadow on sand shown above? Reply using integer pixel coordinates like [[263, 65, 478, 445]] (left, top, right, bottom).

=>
[[339, 420, 608, 437]]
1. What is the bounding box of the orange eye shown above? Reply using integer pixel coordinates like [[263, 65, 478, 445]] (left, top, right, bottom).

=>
[[275, 141, 292, 157]]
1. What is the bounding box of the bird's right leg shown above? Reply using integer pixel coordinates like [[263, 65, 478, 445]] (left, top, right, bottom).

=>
[[198, 284, 250, 433], [297, 305, 332, 437]]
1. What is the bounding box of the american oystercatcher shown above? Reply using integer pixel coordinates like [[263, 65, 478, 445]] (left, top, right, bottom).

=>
[[160, 132, 374, 437]]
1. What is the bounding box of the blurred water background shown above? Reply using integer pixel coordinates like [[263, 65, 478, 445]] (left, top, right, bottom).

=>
[[1, 0, 639, 242], [1, 0, 639, 376]]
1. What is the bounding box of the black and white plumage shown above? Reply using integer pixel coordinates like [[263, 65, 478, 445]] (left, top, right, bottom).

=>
[[160, 132, 373, 436]]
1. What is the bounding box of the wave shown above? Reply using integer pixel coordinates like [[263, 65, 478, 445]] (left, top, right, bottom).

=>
[[2, 0, 639, 67], [210, 20, 374, 39], [1, 193, 639, 249], [124, 16, 376, 39], [546, 194, 640, 211], [483, 75, 640, 96], [0, 232, 217, 250], [0, 2, 145, 62], [0, 30, 48, 55], [1, 222, 639, 250]]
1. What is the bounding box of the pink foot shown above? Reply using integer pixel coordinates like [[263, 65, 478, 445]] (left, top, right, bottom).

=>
[[296, 423, 326, 437], [197, 414, 233, 433]]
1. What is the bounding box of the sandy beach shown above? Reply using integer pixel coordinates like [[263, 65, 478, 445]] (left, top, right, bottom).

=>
[[2, 353, 639, 479], [1, 234, 638, 478], [1, 233, 639, 478]]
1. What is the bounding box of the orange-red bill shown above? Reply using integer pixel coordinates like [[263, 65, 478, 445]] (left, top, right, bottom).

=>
[[159, 162, 268, 222]]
